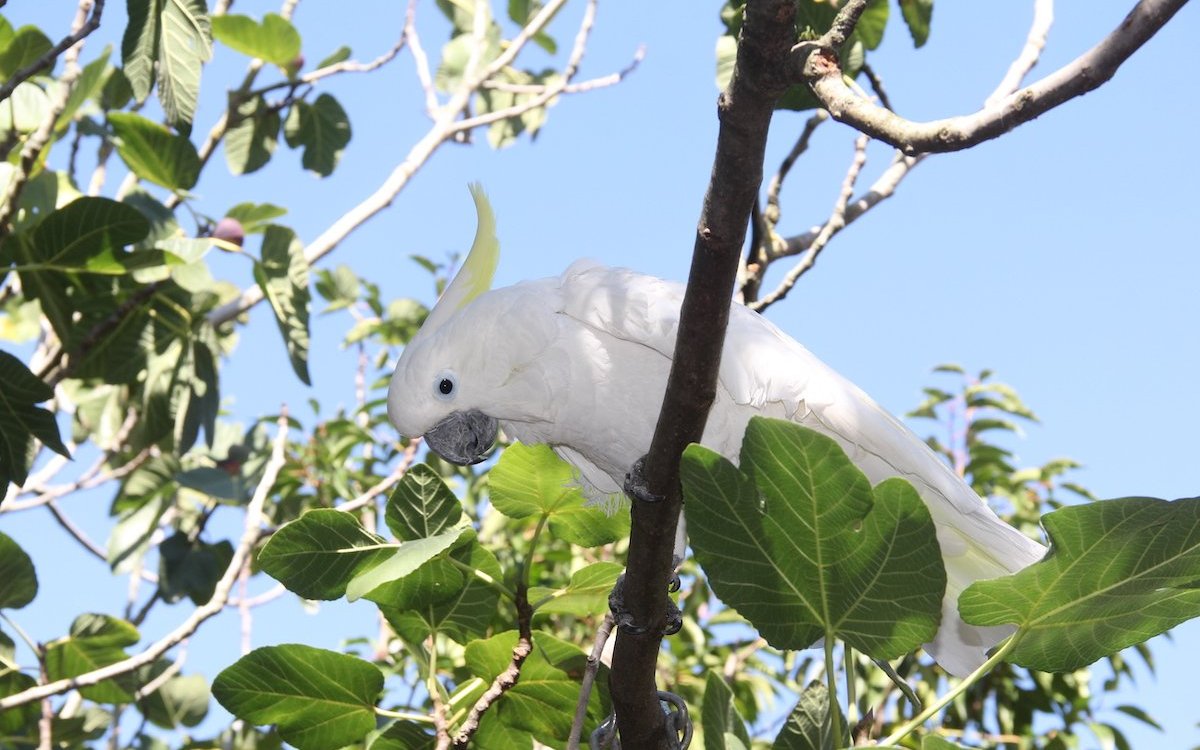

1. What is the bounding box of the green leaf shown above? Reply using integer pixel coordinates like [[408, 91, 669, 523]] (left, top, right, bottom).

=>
[[225, 202, 288, 234], [463, 631, 598, 744], [283, 94, 351, 176], [158, 0, 213, 129], [899, 0, 933, 47], [315, 46, 351, 70], [488, 442, 629, 546], [961, 495, 1200, 672], [254, 225, 311, 384], [0, 531, 37, 609], [384, 463, 465, 542], [771, 682, 846, 750], [0, 668, 39, 735], [0, 26, 53, 79], [0, 350, 69, 489], [158, 533, 233, 605], [56, 46, 113, 133], [855, 0, 889, 50], [377, 542, 501, 644], [0, 81, 51, 135], [136, 664, 210, 729], [681, 417, 945, 659], [345, 525, 471, 601], [121, 0, 159, 102], [314, 265, 359, 312], [258, 509, 393, 600], [44, 614, 140, 704], [703, 671, 751, 750], [121, 0, 212, 129], [108, 112, 201, 190], [213, 644, 382, 750], [922, 736, 971, 750], [224, 95, 281, 175], [371, 721, 436, 750], [211, 13, 301, 67], [529, 561, 621, 616]]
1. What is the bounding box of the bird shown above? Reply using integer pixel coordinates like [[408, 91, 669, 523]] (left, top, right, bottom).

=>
[[386, 185, 1047, 677]]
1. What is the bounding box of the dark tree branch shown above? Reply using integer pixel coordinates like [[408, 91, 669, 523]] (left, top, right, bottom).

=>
[[793, 0, 1189, 155], [607, 1, 797, 747], [0, 0, 106, 106]]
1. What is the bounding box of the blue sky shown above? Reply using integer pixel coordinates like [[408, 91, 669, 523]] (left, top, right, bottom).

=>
[[4, 0, 1199, 747]]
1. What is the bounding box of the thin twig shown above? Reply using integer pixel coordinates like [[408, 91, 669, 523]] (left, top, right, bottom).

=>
[[247, 33, 406, 99], [45, 499, 108, 561], [337, 440, 421, 514], [405, 0, 439, 117], [568, 614, 615, 749], [751, 134, 869, 312], [796, 0, 1185, 154], [0, 0, 106, 105], [130, 646, 187, 700], [859, 63, 893, 111], [987, 0, 1055, 107], [0, 409, 289, 711]]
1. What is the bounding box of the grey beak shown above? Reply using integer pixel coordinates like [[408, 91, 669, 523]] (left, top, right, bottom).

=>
[[424, 410, 499, 465]]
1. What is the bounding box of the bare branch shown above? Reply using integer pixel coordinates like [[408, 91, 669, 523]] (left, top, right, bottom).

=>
[[568, 614, 615, 750], [0, 0, 106, 105], [987, 0, 1055, 106], [0, 409, 289, 712], [795, 0, 1187, 154], [608, 1, 797, 746], [751, 134, 869, 312], [336, 441, 420, 514], [249, 34, 407, 99], [405, 0, 440, 117]]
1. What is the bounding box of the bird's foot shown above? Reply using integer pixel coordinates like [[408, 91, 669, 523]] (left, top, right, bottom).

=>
[[608, 571, 683, 636], [623, 455, 664, 504]]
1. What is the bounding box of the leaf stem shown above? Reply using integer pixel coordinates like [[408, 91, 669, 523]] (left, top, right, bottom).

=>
[[445, 555, 516, 601], [825, 635, 842, 747], [879, 631, 1023, 746], [375, 707, 437, 723], [844, 644, 857, 726]]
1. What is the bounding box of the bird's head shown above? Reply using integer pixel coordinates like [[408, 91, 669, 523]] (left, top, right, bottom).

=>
[[386, 185, 556, 465]]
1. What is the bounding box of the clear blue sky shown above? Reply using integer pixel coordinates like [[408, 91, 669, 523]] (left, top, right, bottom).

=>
[[4, 1, 1198, 747]]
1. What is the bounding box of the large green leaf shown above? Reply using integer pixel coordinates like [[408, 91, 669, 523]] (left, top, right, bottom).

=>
[[283, 94, 351, 177], [225, 202, 287, 234], [212, 644, 381, 750], [224, 94, 281, 175], [384, 463, 465, 542], [0, 531, 37, 609], [254, 225, 311, 384], [108, 112, 201, 191], [0, 350, 69, 489], [681, 417, 945, 660], [211, 13, 301, 67], [463, 631, 599, 745], [121, 0, 212, 128], [960, 495, 1200, 672], [258, 509, 393, 600], [0, 668, 39, 735], [377, 542, 501, 645], [345, 525, 471, 601], [29, 196, 150, 270], [44, 614, 140, 704], [488, 442, 629, 547], [702, 671, 751, 750], [529, 561, 621, 617]]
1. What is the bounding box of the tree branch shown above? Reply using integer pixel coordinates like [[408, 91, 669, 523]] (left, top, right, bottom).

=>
[[607, 1, 796, 747], [0, 410, 288, 712], [0, 0, 105, 105], [795, 0, 1188, 154]]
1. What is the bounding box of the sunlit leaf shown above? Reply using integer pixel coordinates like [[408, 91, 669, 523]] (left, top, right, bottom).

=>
[[961, 495, 1200, 672], [682, 417, 945, 660], [384, 463, 465, 542], [259, 509, 392, 600], [213, 644, 381, 750], [211, 13, 301, 67], [108, 112, 201, 190], [254, 225, 311, 384]]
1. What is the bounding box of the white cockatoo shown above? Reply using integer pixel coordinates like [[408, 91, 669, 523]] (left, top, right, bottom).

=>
[[387, 186, 1047, 677]]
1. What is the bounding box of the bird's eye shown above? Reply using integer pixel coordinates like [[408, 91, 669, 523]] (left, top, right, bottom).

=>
[[434, 370, 457, 401]]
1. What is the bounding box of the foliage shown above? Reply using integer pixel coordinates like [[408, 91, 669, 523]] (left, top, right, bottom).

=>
[[0, 2, 1191, 750]]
